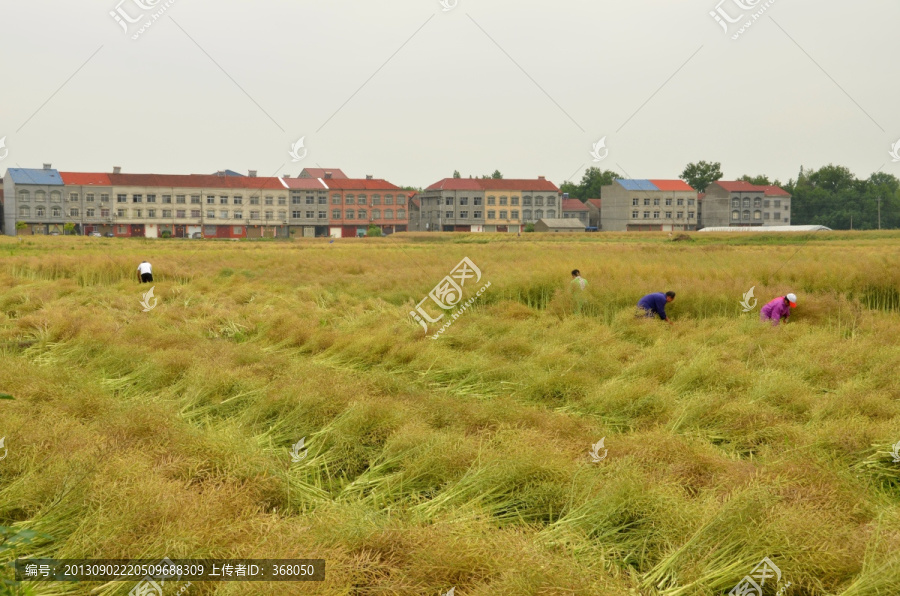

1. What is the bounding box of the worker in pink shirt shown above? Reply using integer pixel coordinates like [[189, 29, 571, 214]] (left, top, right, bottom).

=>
[[760, 293, 797, 326]]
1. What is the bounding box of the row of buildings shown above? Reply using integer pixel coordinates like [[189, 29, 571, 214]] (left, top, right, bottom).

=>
[[1, 166, 791, 237]]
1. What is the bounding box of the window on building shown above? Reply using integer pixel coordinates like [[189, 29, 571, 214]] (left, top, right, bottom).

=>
[[535, 209, 544, 219], [677, 198, 684, 206], [234, 211, 243, 220], [457, 197, 468, 206], [754, 198, 762, 208], [148, 209, 156, 218], [233, 226, 243, 234], [742, 198, 750, 208], [331, 194, 341, 205], [19, 191, 30, 202], [547, 197, 556, 206], [487, 210, 496, 219], [318, 196, 327, 205], [511, 210, 519, 219], [191, 209, 201, 218], [743, 210, 750, 220], [218, 196, 227, 205], [37, 206, 47, 216], [653, 211, 660, 219], [292, 210, 301, 219], [632, 210, 639, 219], [487, 196, 496, 205], [206, 211, 215, 219], [732, 198, 740, 208], [162, 195, 172, 204], [474, 197, 483, 206], [473, 211, 482, 218], [206, 196, 215, 205], [665, 198, 672, 206], [306, 211, 314, 219], [499, 210, 507, 219], [101, 208, 110, 217], [291, 196, 301, 205], [117, 209, 126, 217], [220, 210, 229, 219], [118, 225, 127, 234], [249, 196, 260, 205], [385, 195, 394, 205], [732, 210, 740, 220], [176, 210, 186, 218], [688, 199, 695, 206], [346, 211, 355, 220], [653, 198, 660, 206], [162, 210, 172, 218], [176, 195, 186, 204], [146, 195, 156, 203], [19, 206, 30, 216], [234, 196, 242, 205], [264, 196, 273, 206], [356, 210, 366, 220], [101, 194, 110, 203], [665, 211, 672, 219], [372, 195, 381, 205], [318, 211, 326, 219], [500, 197, 508, 206], [444, 211, 452, 219], [523, 209, 533, 220], [69, 193, 79, 202], [86, 208, 95, 217], [688, 211, 695, 219], [774, 200, 781, 208], [511, 197, 519, 206], [633, 198, 639, 206], [523, 196, 532, 206], [677, 211, 684, 219], [332, 210, 341, 219], [265, 211, 273, 220], [372, 209, 381, 220], [278, 210, 287, 220], [459, 210, 468, 219], [191, 195, 201, 204], [547, 209, 556, 218], [643, 198, 650, 206], [643, 211, 650, 219], [117, 194, 127, 203], [445, 197, 453, 206], [303, 195, 313, 205], [535, 197, 545, 207], [754, 210, 762, 220], [764, 212, 770, 220], [346, 195, 355, 205], [358, 194, 367, 204], [50, 192, 61, 202], [278, 197, 287, 206], [249, 210, 259, 219]]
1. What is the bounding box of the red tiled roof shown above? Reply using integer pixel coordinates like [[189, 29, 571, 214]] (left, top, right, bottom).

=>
[[763, 185, 791, 197], [299, 168, 348, 179], [479, 178, 559, 191], [322, 178, 403, 191], [59, 172, 112, 186], [425, 178, 559, 192], [426, 179, 485, 191], [106, 173, 287, 190], [585, 199, 602, 208], [562, 198, 588, 211], [716, 180, 766, 192], [649, 179, 694, 192], [282, 178, 329, 190]]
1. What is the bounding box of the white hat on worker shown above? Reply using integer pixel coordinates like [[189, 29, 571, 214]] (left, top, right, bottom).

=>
[[786, 293, 797, 307]]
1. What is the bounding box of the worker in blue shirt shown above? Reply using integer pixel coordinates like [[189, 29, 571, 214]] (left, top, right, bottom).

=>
[[637, 291, 675, 325]]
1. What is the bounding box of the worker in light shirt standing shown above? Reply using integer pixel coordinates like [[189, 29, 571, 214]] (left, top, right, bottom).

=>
[[137, 260, 153, 283], [760, 292, 796, 326]]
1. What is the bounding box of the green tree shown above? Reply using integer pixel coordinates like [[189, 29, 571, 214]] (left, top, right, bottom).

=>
[[562, 167, 619, 200], [491, 170, 503, 179], [15, 221, 27, 231], [63, 222, 76, 235], [452, 170, 461, 179], [680, 161, 723, 193], [367, 224, 383, 237]]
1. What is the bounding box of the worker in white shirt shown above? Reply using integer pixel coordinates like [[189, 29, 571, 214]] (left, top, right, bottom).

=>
[[137, 261, 153, 283]]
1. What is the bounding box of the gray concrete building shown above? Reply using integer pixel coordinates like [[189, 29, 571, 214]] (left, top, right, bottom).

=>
[[700, 181, 792, 228], [600, 179, 698, 232]]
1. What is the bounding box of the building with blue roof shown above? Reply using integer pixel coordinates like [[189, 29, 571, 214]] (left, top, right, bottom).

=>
[[3, 165, 66, 235], [600, 178, 699, 232]]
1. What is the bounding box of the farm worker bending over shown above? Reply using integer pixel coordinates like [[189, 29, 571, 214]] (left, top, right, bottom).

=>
[[637, 291, 675, 325], [137, 260, 153, 283], [760, 293, 796, 326]]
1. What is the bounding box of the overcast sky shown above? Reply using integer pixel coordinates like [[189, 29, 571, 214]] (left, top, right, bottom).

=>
[[1, 0, 897, 188]]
